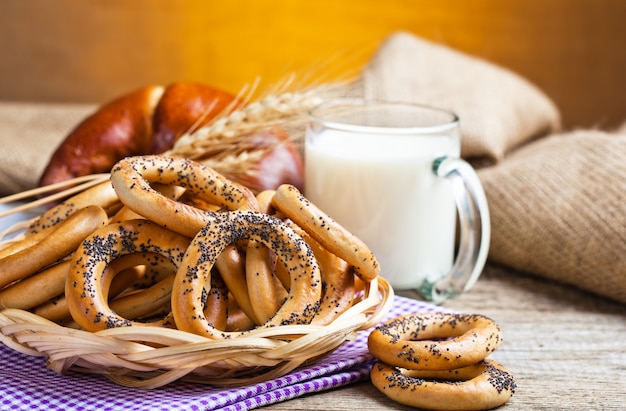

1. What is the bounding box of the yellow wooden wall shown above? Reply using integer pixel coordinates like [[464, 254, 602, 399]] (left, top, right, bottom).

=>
[[1, 0, 625, 129]]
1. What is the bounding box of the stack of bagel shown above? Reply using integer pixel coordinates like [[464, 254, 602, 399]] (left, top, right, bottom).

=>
[[1, 154, 381, 338], [368, 313, 516, 410]]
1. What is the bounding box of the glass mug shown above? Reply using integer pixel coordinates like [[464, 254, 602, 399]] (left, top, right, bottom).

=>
[[304, 99, 490, 303]]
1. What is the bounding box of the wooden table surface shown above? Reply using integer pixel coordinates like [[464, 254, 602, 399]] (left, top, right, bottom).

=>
[[263, 264, 626, 411]]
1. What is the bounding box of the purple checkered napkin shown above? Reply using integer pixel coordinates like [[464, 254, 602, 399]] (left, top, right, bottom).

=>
[[0, 296, 443, 411]]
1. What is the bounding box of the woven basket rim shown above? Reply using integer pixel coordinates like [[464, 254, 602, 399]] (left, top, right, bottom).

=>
[[0, 276, 393, 389]]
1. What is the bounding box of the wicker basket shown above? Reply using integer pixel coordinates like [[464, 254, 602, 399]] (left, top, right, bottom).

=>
[[0, 276, 392, 389]]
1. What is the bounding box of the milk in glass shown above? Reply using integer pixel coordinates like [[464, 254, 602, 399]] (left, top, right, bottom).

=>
[[305, 129, 459, 289]]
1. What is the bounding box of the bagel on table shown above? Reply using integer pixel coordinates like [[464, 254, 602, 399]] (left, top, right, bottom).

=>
[[367, 313, 516, 410]]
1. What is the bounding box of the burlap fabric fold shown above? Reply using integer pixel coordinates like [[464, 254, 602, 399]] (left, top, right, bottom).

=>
[[354, 32, 562, 164], [478, 130, 626, 304], [0, 101, 95, 196]]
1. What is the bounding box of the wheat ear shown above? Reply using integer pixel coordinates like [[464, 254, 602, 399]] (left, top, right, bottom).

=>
[[166, 81, 346, 161]]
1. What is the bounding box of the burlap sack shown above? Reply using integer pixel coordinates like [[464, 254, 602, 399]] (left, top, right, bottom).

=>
[[0, 101, 95, 196], [354, 31, 561, 164], [478, 130, 626, 303]]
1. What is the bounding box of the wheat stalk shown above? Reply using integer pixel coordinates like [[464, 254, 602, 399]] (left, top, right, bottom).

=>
[[160, 77, 350, 194], [167, 80, 348, 160]]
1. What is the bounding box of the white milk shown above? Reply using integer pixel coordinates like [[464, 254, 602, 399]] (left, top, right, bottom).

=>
[[305, 129, 459, 289]]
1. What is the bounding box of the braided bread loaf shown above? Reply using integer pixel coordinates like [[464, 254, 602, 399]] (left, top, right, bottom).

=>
[[38, 82, 304, 193]]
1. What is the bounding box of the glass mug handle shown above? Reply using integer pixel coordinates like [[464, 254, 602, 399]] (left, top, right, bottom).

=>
[[419, 157, 491, 303]]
